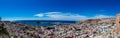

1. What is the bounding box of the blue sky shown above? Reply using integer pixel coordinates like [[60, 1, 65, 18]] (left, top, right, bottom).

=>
[[0, 0, 120, 21]]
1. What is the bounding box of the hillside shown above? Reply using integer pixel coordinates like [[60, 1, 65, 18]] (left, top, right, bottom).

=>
[[0, 23, 10, 38], [0, 18, 117, 38]]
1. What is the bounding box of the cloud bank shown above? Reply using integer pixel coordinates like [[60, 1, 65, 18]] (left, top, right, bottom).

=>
[[34, 12, 115, 21], [2, 12, 115, 21]]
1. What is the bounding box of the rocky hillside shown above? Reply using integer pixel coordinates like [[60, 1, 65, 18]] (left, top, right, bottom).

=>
[[0, 18, 117, 38], [78, 18, 115, 25], [0, 22, 10, 38]]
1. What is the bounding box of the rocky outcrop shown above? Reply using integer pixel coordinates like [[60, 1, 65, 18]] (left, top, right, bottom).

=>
[[0, 18, 117, 38], [0, 23, 10, 38], [78, 18, 115, 25]]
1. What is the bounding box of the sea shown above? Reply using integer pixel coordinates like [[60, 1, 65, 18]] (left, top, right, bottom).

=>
[[14, 20, 76, 26]]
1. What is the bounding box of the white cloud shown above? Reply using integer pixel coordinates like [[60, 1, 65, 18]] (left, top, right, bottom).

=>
[[93, 15, 115, 19], [45, 12, 61, 15], [3, 17, 39, 21], [34, 12, 88, 20], [2, 12, 115, 21], [34, 12, 115, 21], [34, 14, 44, 17]]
